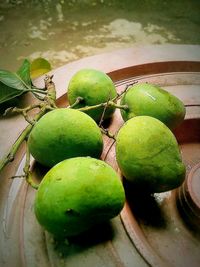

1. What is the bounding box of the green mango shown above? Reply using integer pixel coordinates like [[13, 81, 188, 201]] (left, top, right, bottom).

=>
[[120, 83, 186, 129], [28, 108, 103, 167], [67, 69, 117, 122], [34, 157, 125, 237], [116, 116, 186, 193]]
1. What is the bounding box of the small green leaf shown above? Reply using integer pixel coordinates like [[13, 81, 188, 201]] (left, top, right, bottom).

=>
[[30, 58, 51, 79], [17, 59, 32, 87]]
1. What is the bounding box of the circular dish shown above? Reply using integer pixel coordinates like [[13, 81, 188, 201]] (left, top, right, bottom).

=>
[[0, 46, 200, 267]]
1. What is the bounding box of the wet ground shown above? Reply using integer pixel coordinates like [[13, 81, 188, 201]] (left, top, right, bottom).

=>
[[0, 0, 200, 71]]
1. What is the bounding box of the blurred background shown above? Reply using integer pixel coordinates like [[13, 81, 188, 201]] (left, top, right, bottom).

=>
[[0, 0, 200, 71]]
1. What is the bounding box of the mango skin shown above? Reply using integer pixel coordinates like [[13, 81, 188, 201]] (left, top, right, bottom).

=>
[[67, 69, 117, 122], [28, 108, 103, 167], [120, 83, 186, 129], [34, 157, 125, 237], [116, 116, 186, 193]]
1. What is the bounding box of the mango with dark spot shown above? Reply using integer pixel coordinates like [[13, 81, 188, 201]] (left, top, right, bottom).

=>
[[34, 157, 125, 237]]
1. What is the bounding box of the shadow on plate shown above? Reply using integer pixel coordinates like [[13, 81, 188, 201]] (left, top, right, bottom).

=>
[[123, 179, 168, 229], [51, 220, 115, 258]]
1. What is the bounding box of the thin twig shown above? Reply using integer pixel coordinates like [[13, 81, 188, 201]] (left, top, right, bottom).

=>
[[22, 111, 35, 125], [11, 141, 39, 189], [32, 92, 45, 101], [44, 75, 57, 108], [77, 101, 128, 112], [4, 104, 41, 116], [98, 93, 111, 127], [0, 107, 46, 171], [184, 104, 200, 107], [69, 96, 84, 108], [29, 88, 47, 95], [4, 104, 42, 124], [109, 101, 129, 110], [23, 143, 39, 189], [113, 81, 138, 102], [76, 83, 133, 114], [100, 126, 116, 140], [31, 86, 47, 91]]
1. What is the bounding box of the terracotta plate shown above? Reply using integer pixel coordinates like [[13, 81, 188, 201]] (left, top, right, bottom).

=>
[[0, 45, 200, 267]]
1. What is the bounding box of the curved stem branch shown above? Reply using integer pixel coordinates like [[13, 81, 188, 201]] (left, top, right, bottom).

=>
[[0, 75, 57, 173], [110, 101, 129, 110], [0, 107, 46, 172], [29, 88, 47, 95], [26, 172, 39, 190], [24, 144, 39, 189], [113, 81, 137, 101], [99, 95, 111, 127], [100, 127, 116, 140], [77, 101, 128, 112], [69, 96, 84, 108]]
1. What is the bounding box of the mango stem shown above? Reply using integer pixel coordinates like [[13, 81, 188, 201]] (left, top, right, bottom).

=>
[[0, 75, 57, 178]]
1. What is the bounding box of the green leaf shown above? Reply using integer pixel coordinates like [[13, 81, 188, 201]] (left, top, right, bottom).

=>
[[30, 58, 51, 79], [17, 59, 32, 87], [0, 81, 24, 104], [0, 59, 46, 106], [0, 69, 30, 91], [0, 60, 34, 105], [0, 68, 30, 105]]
